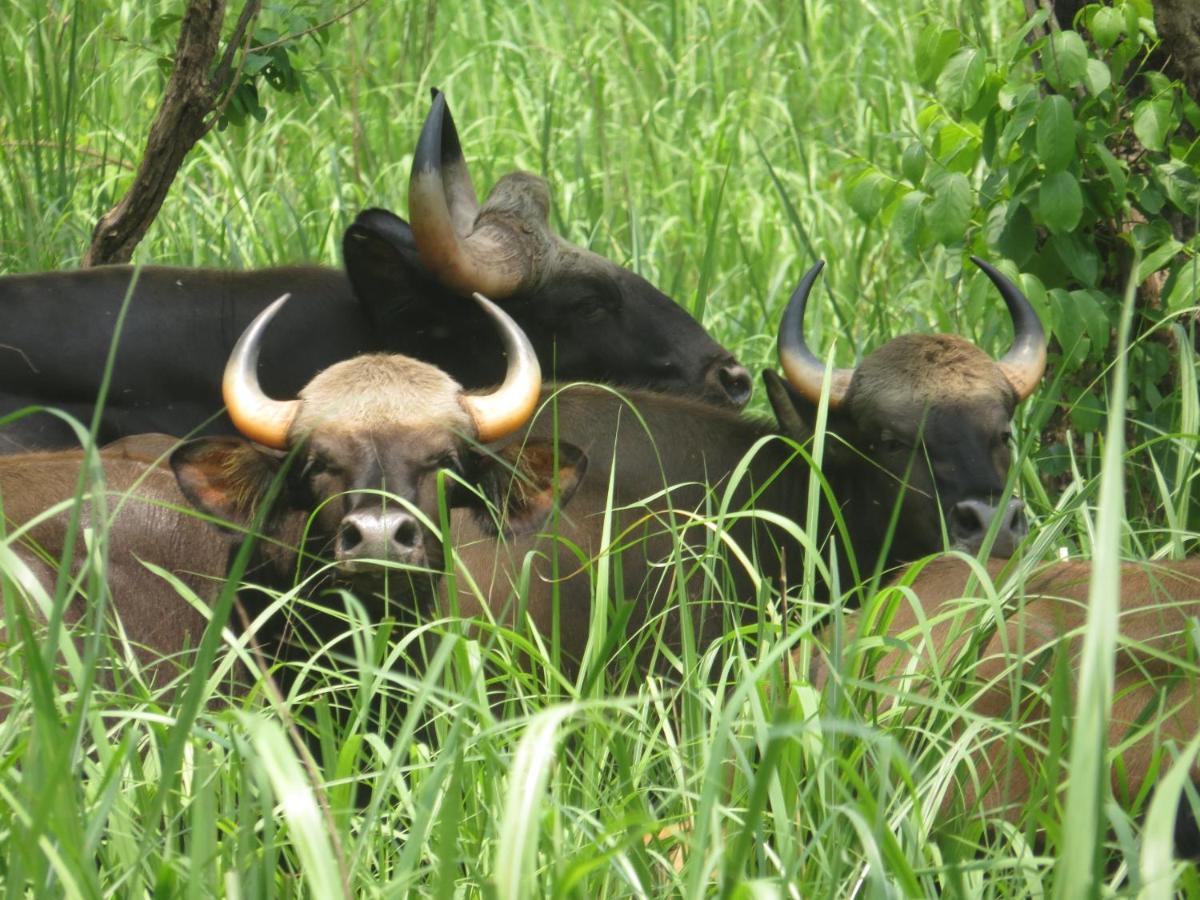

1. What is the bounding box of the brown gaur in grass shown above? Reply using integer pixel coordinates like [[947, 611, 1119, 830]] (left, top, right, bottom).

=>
[[811, 554, 1200, 856], [0, 294, 583, 697], [431, 257, 1046, 672]]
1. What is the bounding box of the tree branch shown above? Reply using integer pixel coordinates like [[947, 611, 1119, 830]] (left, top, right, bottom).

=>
[[82, 0, 227, 267], [1153, 0, 1200, 105]]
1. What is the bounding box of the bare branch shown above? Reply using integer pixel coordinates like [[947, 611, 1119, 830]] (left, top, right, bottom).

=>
[[82, 0, 226, 267]]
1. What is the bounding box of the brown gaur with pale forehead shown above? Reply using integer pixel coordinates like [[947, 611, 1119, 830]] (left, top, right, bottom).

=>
[[439, 257, 1047, 670], [172, 290, 585, 604], [0, 296, 582, 700]]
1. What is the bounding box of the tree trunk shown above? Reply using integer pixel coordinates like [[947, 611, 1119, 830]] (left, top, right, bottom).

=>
[[1153, 0, 1200, 103], [81, 1, 257, 267]]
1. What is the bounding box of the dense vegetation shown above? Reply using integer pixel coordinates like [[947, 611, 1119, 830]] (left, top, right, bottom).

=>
[[1, 0, 1198, 895]]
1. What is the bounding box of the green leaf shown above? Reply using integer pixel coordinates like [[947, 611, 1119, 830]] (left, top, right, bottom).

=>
[[1050, 287, 1089, 366], [1154, 160, 1200, 213], [937, 48, 986, 114], [1166, 256, 1200, 311], [935, 119, 982, 172], [901, 142, 926, 184], [1044, 30, 1088, 91], [1038, 170, 1083, 234], [1083, 58, 1112, 95], [847, 167, 892, 222], [927, 172, 972, 244], [1135, 239, 1183, 284], [1133, 98, 1172, 151], [1132, 174, 1167, 214], [1068, 388, 1106, 431], [1049, 232, 1100, 287], [1090, 6, 1123, 49], [1019, 272, 1054, 336], [1075, 289, 1112, 359], [1089, 140, 1127, 199], [997, 96, 1039, 160], [242, 52, 272, 76], [891, 190, 927, 251], [994, 202, 1036, 265], [916, 26, 962, 88], [1036, 95, 1075, 173]]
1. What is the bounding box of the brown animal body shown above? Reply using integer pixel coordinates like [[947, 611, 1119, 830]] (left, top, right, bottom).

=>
[[0, 447, 229, 687], [814, 555, 1200, 851]]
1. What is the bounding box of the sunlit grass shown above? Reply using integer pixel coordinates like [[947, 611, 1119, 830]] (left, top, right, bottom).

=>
[[2, 0, 1200, 896]]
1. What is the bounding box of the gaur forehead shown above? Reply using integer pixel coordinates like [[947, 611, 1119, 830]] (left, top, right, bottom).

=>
[[292, 354, 474, 435], [847, 334, 1016, 422]]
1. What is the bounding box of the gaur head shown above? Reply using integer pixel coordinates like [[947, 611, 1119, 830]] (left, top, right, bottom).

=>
[[341, 90, 752, 408], [171, 292, 586, 594], [765, 257, 1046, 560]]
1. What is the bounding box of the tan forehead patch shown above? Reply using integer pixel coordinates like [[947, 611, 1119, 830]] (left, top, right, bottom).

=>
[[291, 354, 473, 435], [848, 334, 1015, 414]]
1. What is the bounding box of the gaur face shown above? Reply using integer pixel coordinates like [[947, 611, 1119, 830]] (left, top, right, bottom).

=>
[[172, 294, 585, 598], [767, 258, 1045, 564], [837, 336, 1024, 560]]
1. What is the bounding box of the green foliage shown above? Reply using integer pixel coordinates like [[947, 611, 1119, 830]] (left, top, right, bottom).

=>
[[217, 2, 341, 130], [846, 1, 1200, 483], [1, 0, 1199, 895]]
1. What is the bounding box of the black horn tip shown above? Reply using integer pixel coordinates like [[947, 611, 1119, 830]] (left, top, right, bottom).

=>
[[413, 95, 445, 173], [783, 259, 826, 314], [430, 86, 441, 102], [970, 255, 1001, 278], [778, 259, 827, 353]]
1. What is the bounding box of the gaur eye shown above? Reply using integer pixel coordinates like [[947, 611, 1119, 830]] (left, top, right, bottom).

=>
[[434, 450, 460, 472], [1000, 428, 1014, 445], [307, 454, 337, 477], [579, 298, 613, 321], [878, 435, 909, 454]]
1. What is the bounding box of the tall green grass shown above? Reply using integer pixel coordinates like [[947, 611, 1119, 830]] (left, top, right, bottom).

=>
[[2, 0, 1200, 896]]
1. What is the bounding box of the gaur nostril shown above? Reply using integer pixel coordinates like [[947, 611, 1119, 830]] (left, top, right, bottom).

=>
[[718, 363, 753, 406], [393, 518, 420, 549], [951, 502, 985, 538], [338, 522, 364, 556], [1003, 499, 1028, 535]]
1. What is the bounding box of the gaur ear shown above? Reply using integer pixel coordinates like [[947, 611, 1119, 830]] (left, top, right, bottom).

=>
[[342, 207, 462, 327], [763, 370, 855, 465], [457, 439, 588, 536], [170, 437, 285, 532]]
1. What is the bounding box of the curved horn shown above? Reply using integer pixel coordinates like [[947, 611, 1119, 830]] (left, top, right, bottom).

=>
[[777, 260, 853, 409], [222, 294, 301, 450], [971, 256, 1047, 401], [409, 91, 528, 299], [460, 292, 542, 443]]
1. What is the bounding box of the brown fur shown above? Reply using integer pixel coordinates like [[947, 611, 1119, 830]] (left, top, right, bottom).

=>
[[847, 335, 1017, 419], [0, 448, 234, 695], [811, 556, 1200, 821]]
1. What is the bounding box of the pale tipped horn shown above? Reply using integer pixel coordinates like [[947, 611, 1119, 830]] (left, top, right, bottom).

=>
[[971, 256, 1047, 401], [409, 91, 529, 299], [460, 292, 542, 443], [777, 261, 853, 409], [222, 294, 301, 450]]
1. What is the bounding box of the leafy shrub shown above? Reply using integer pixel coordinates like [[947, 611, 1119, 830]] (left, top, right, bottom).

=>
[[844, 0, 1199, 499]]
